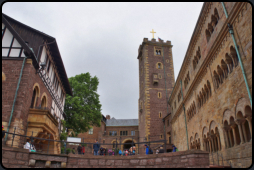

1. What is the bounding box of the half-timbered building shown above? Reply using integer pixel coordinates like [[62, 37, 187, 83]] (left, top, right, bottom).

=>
[[2, 13, 72, 154]]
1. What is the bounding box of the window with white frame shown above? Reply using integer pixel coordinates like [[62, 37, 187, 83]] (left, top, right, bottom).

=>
[[88, 128, 93, 134]]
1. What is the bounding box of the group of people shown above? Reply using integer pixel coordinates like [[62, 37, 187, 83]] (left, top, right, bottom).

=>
[[119, 146, 136, 156], [24, 138, 36, 152], [77, 144, 85, 155], [92, 139, 137, 156], [145, 144, 178, 155]]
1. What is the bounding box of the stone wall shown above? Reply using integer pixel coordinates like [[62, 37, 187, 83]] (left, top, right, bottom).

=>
[[2, 59, 53, 147], [208, 141, 252, 168], [2, 145, 210, 168]]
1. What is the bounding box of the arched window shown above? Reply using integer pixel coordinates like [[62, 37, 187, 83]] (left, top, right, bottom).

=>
[[244, 105, 252, 142], [225, 53, 234, 73], [206, 29, 211, 42], [158, 92, 161, 98], [230, 46, 238, 67], [202, 88, 206, 103], [221, 59, 228, 79], [207, 80, 212, 97], [157, 62, 163, 69], [30, 86, 39, 108], [193, 60, 197, 70], [41, 96, 47, 108], [204, 84, 209, 101], [213, 71, 220, 89], [197, 48, 201, 59], [208, 23, 214, 34], [214, 8, 219, 21], [211, 15, 218, 28], [217, 65, 224, 84], [199, 92, 203, 106]]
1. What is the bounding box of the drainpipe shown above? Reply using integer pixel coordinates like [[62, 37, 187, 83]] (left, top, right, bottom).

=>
[[163, 118, 166, 153], [221, 2, 252, 107], [5, 56, 27, 142], [180, 80, 189, 150]]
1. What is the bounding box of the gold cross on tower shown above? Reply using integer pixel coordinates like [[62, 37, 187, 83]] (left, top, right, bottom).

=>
[[150, 29, 156, 39]]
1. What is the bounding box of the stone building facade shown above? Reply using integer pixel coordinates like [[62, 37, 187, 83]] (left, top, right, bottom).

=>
[[77, 115, 139, 154], [137, 38, 175, 154], [2, 14, 72, 154], [167, 2, 252, 168]]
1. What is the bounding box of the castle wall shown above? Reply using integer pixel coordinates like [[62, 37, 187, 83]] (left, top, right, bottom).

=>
[[169, 2, 252, 168]]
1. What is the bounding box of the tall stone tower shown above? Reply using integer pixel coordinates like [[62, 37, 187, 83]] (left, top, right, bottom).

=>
[[138, 38, 175, 151]]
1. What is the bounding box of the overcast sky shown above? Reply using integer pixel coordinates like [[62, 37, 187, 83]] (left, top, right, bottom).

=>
[[3, 2, 203, 119]]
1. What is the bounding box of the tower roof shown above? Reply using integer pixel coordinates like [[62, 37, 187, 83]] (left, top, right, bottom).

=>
[[106, 119, 139, 126]]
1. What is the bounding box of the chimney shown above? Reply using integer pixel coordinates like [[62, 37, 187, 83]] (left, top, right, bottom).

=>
[[106, 115, 110, 119]]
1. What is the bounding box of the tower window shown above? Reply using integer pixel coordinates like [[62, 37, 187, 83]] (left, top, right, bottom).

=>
[[159, 112, 162, 118], [157, 62, 163, 69], [158, 92, 161, 98]]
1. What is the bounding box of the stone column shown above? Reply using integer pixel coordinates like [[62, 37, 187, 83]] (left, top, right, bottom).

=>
[[231, 124, 237, 146], [216, 135, 221, 151], [236, 120, 244, 144], [228, 129, 233, 147], [211, 138, 215, 152], [209, 140, 212, 153], [246, 117, 252, 139], [241, 120, 247, 142], [223, 129, 229, 149], [214, 137, 218, 152]]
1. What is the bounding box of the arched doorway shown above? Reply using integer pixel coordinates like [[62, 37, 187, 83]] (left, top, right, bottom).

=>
[[121, 138, 138, 152]]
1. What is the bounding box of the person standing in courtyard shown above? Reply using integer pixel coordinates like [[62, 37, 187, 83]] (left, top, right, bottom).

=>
[[172, 145, 178, 152], [144, 144, 149, 155], [92, 139, 100, 156], [82, 145, 85, 155], [78, 144, 82, 154], [158, 145, 164, 153]]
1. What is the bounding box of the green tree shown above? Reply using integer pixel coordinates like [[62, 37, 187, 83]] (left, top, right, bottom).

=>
[[62, 73, 102, 135]]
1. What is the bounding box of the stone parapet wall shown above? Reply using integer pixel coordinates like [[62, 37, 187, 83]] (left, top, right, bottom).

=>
[[209, 141, 252, 168], [2, 146, 209, 168]]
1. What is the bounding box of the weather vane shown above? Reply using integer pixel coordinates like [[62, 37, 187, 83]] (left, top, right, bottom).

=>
[[150, 29, 156, 39]]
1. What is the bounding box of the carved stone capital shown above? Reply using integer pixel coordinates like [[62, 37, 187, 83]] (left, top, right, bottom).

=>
[[223, 126, 230, 131], [246, 116, 252, 122], [230, 123, 237, 129]]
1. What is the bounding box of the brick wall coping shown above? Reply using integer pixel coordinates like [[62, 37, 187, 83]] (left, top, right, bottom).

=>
[[2, 145, 29, 153], [3, 145, 209, 162], [68, 149, 209, 160]]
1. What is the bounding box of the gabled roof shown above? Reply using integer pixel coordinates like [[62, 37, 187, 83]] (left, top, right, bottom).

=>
[[2, 13, 72, 96], [2, 14, 38, 68], [106, 119, 139, 126]]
